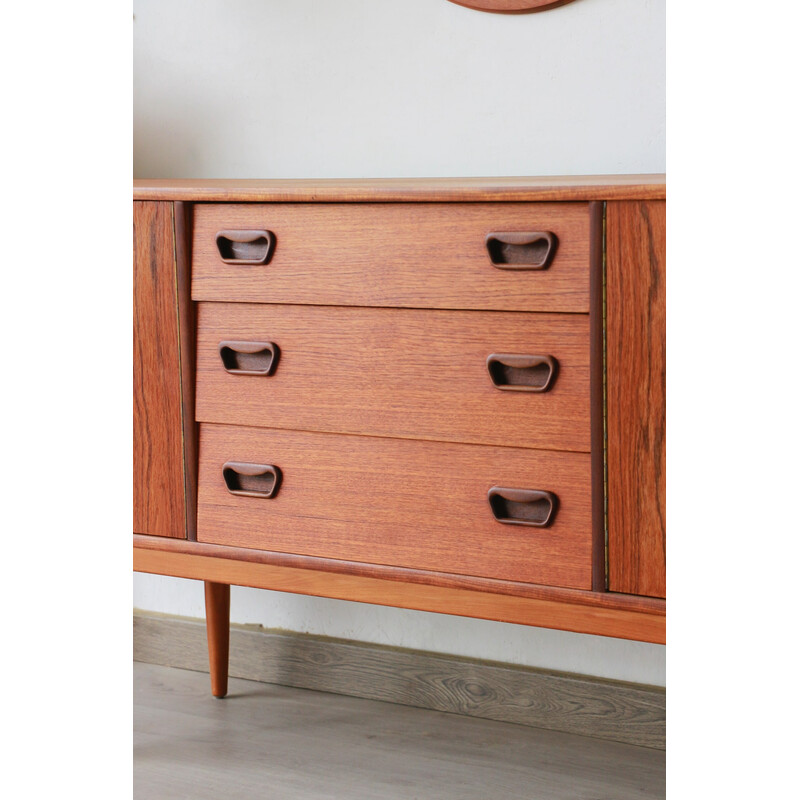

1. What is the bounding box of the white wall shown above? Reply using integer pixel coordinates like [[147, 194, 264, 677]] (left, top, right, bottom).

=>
[[134, 0, 665, 179], [133, 0, 666, 687]]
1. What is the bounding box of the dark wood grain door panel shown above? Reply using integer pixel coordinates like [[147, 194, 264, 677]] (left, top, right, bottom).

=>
[[606, 200, 666, 598], [133, 201, 188, 538]]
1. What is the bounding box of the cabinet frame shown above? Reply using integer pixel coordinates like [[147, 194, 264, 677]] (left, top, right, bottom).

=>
[[133, 177, 666, 697]]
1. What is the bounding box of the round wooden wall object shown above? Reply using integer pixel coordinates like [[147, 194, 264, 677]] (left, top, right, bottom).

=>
[[447, 0, 578, 12]]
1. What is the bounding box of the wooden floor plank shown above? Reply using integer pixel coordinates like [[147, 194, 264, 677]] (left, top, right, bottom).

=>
[[134, 662, 665, 800], [134, 613, 665, 748]]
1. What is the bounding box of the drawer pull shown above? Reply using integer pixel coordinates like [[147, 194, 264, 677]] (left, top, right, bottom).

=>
[[486, 354, 557, 392], [488, 487, 558, 527], [219, 341, 280, 376], [485, 231, 557, 270], [215, 230, 276, 265], [222, 462, 282, 498]]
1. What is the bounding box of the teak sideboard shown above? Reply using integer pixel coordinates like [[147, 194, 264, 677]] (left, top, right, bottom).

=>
[[133, 176, 666, 697]]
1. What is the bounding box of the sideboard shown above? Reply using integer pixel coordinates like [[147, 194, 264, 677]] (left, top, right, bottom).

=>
[[133, 176, 666, 697]]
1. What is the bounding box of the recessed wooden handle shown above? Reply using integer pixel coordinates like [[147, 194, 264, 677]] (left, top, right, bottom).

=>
[[219, 341, 280, 376], [487, 487, 558, 527], [486, 354, 557, 392], [215, 230, 276, 264], [222, 462, 282, 499], [485, 231, 557, 270]]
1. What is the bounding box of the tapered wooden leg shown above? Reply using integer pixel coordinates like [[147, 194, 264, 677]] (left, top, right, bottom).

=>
[[204, 581, 230, 698]]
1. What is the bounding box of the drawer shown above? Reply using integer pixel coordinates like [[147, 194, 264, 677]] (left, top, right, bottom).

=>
[[191, 203, 591, 313], [197, 423, 593, 589], [196, 303, 591, 452]]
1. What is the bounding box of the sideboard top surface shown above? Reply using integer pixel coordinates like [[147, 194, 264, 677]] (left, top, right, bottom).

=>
[[133, 175, 666, 203]]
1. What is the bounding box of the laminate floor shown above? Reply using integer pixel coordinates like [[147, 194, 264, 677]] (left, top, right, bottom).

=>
[[134, 662, 665, 800]]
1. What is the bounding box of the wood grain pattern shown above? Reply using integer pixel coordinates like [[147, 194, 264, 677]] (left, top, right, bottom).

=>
[[191, 203, 591, 312], [174, 202, 198, 540], [133, 546, 665, 642], [196, 303, 591, 452], [133, 201, 186, 538], [134, 614, 665, 749], [204, 581, 230, 698], [197, 423, 592, 588], [134, 175, 666, 203], [134, 663, 666, 798], [606, 201, 666, 597], [132, 178, 668, 648], [134, 533, 665, 615]]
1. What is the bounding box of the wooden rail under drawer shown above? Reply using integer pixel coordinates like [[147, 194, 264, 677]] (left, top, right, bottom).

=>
[[133, 536, 665, 644]]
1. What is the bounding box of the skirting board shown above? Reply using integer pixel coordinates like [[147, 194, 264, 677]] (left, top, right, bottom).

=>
[[133, 611, 665, 750]]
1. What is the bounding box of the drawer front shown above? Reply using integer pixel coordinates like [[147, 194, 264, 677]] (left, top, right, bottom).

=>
[[196, 303, 591, 452], [197, 423, 593, 589], [191, 203, 591, 313]]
